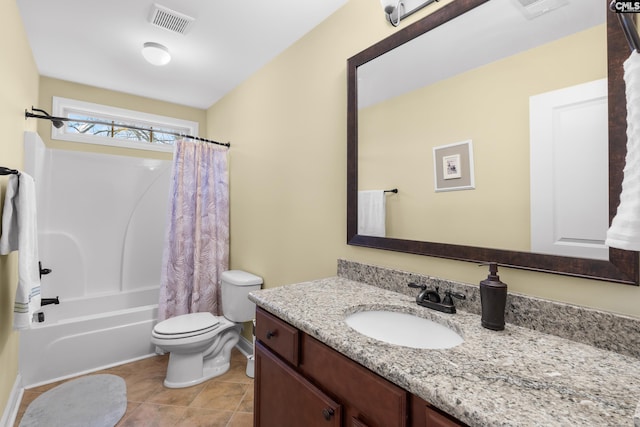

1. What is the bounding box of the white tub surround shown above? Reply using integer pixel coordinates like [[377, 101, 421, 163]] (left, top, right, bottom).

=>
[[19, 132, 170, 386], [249, 273, 640, 426], [24, 132, 171, 300]]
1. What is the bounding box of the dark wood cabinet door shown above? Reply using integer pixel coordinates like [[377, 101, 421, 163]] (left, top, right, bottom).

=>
[[255, 342, 342, 427], [424, 406, 463, 427], [300, 334, 407, 427], [410, 395, 466, 427], [351, 417, 370, 427]]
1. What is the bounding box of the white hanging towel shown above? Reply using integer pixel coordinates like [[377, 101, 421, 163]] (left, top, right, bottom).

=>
[[606, 51, 640, 250], [358, 190, 386, 237], [0, 172, 41, 329], [0, 174, 19, 253]]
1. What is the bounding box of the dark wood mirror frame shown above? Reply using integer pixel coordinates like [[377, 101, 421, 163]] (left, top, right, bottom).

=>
[[347, 0, 639, 285]]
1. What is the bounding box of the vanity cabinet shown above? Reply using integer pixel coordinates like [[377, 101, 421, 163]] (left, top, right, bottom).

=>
[[300, 333, 407, 426], [255, 341, 341, 426], [254, 308, 467, 427]]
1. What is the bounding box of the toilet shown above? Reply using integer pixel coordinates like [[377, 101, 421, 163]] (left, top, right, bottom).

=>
[[151, 270, 263, 388]]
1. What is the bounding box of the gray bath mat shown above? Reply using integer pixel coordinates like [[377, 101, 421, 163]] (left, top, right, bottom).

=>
[[19, 374, 127, 427]]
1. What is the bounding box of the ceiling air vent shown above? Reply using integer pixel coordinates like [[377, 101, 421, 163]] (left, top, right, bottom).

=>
[[515, 0, 569, 19], [149, 4, 195, 35]]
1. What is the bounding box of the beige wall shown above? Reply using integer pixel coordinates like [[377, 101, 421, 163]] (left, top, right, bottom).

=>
[[207, 0, 401, 287], [0, 0, 40, 415], [207, 0, 640, 318]]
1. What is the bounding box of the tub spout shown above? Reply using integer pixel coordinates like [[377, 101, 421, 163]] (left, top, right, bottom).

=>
[[41, 297, 59, 306]]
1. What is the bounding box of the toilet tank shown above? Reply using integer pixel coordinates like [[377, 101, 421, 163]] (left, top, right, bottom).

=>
[[221, 270, 263, 322]]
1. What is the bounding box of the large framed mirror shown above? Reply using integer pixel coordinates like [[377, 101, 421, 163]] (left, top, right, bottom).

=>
[[347, 0, 639, 285]]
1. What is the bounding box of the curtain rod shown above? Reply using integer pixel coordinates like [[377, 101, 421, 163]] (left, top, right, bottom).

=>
[[0, 166, 19, 175], [24, 108, 230, 148]]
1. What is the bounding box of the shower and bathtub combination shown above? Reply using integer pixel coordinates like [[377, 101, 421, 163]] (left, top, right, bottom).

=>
[[19, 132, 171, 387]]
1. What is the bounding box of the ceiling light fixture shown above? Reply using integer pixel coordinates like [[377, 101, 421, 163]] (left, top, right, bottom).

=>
[[380, 0, 439, 27], [142, 42, 171, 66]]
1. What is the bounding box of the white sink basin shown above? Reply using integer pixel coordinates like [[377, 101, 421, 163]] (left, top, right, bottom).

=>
[[345, 310, 464, 349]]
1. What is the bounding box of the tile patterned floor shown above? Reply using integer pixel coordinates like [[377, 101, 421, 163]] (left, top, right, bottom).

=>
[[14, 348, 254, 427]]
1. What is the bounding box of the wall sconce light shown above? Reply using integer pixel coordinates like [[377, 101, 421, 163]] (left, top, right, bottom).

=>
[[142, 42, 171, 66], [380, 0, 404, 26], [380, 0, 439, 27]]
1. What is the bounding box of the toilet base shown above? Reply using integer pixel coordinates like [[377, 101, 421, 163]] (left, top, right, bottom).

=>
[[164, 353, 231, 388], [162, 324, 241, 388]]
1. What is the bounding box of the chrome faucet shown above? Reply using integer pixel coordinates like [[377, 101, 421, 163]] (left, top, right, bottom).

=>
[[407, 283, 465, 314]]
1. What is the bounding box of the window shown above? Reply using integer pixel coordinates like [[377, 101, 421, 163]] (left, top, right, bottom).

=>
[[51, 97, 199, 152]]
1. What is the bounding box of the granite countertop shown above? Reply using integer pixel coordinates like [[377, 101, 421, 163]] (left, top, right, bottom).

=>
[[249, 277, 640, 427]]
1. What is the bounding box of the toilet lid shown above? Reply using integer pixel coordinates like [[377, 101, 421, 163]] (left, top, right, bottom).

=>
[[154, 312, 220, 336]]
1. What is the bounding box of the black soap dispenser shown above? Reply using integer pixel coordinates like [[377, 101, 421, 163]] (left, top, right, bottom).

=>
[[480, 262, 507, 331]]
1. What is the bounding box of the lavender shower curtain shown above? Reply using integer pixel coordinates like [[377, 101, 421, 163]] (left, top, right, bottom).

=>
[[158, 139, 229, 321]]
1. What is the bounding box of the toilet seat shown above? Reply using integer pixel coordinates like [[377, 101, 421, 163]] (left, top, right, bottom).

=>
[[153, 312, 221, 340]]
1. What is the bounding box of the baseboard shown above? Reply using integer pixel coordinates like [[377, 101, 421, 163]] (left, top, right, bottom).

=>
[[236, 335, 254, 357], [0, 374, 23, 427]]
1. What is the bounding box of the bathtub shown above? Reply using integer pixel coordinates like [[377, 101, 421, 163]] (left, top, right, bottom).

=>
[[19, 132, 170, 388], [19, 287, 159, 388]]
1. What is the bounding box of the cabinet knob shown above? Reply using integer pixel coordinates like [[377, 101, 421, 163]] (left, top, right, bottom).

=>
[[266, 330, 276, 339], [322, 408, 335, 421]]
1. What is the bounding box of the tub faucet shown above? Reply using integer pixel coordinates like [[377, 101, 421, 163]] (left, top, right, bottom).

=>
[[41, 296, 59, 306]]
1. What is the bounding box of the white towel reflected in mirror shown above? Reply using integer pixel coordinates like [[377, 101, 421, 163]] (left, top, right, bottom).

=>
[[607, 51, 640, 250], [358, 190, 386, 237]]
